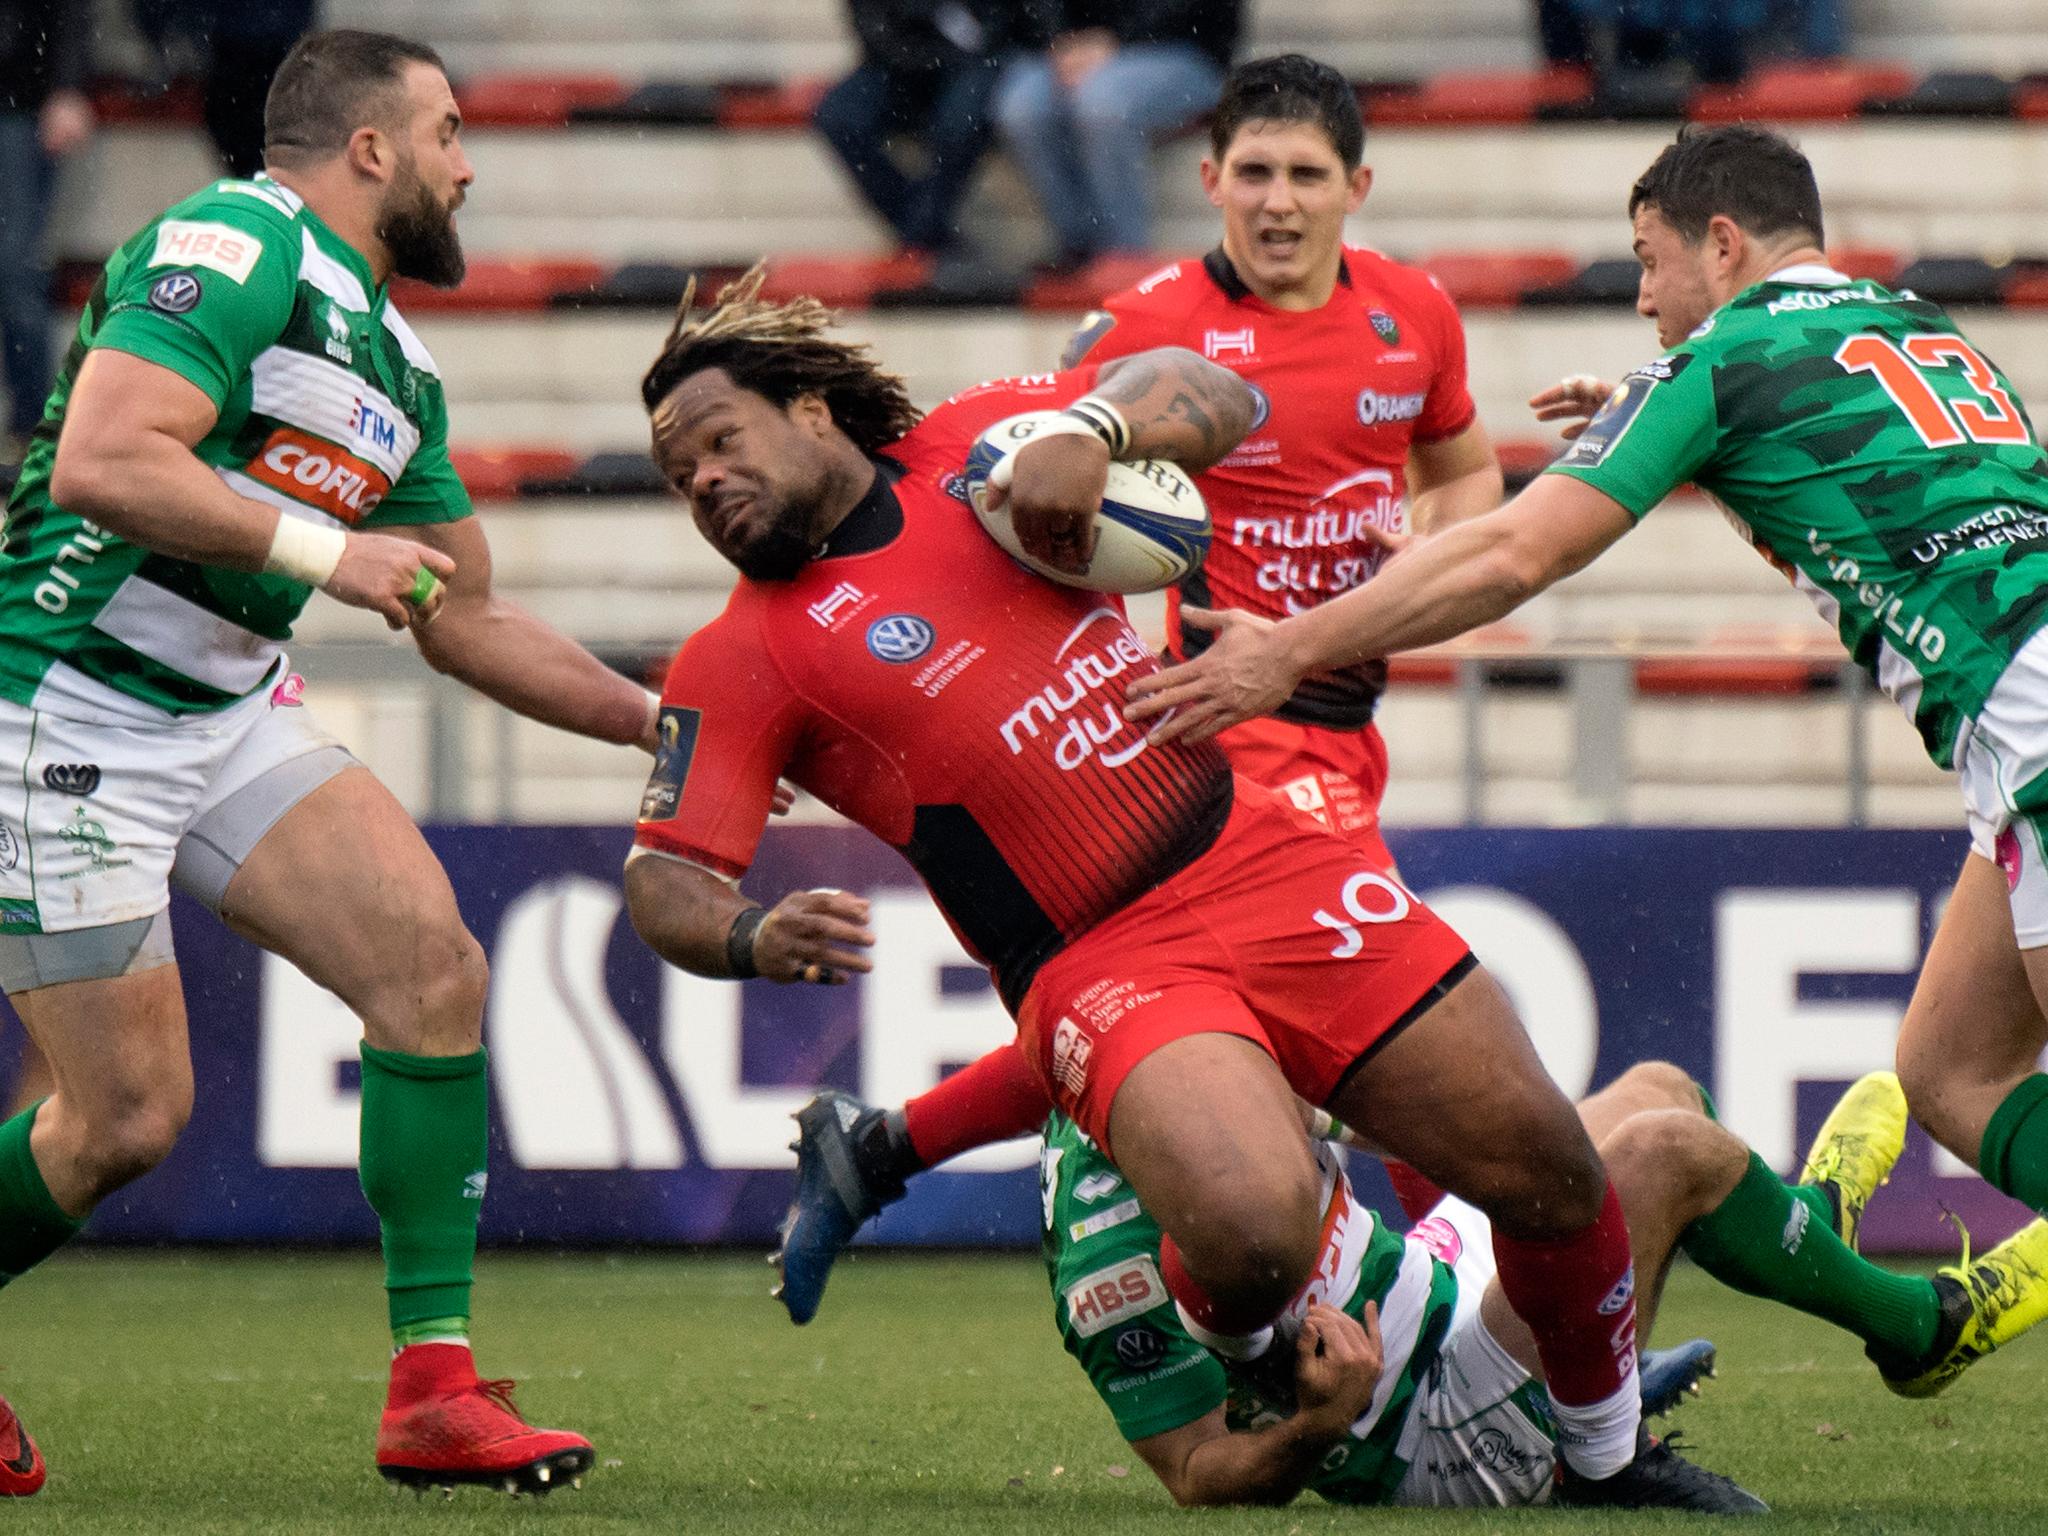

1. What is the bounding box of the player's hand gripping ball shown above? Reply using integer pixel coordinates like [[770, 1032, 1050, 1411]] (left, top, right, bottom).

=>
[[963, 411, 1211, 594]]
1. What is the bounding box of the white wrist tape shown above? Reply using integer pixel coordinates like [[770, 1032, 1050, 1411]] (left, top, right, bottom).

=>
[[1063, 393, 1132, 456], [987, 414, 1107, 491], [264, 515, 346, 588]]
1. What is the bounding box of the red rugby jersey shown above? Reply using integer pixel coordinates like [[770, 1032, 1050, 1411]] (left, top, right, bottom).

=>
[[634, 368, 1233, 1009], [1070, 246, 1478, 727]]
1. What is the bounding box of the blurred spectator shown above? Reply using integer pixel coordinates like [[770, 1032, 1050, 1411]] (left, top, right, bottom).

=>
[[132, 0, 316, 176], [0, 0, 93, 466], [813, 1, 1013, 261], [1564, 0, 1770, 85], [996, 0, 1241, 270]]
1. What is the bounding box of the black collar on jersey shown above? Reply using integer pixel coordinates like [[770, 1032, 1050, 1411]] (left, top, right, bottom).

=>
[[817, 458, 906, 560], [1202, 245, 1354, 302]]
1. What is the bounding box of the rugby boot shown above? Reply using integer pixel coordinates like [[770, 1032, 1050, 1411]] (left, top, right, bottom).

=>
[[773, 1091, 912, 1325], [1870, 1216, 2048, 1398], [0, 1392, 45, 1496], [1638, 1338, 1717, 1417], [1799, 1070, 1908, 1251], [376, 1342, 594, 1496], [1556, 1423, 1768, 1514]]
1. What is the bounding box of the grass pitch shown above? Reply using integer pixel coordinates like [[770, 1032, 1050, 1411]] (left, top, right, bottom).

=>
[[3, 1248, 2042, 1534]]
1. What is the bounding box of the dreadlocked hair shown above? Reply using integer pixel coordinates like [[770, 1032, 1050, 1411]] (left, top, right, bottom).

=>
[[640, 262, 921, 454]]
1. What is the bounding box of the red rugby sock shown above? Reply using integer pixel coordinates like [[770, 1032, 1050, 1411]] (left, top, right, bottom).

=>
[[1384, 1161, 1447, 1223], [1489, 1180, 1639, 1409], [901, 1045, 1052, 1168]]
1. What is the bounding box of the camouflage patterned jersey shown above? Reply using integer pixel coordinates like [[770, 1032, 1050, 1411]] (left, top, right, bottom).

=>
[[0, 174, 469, 717], [1548, 265, 2048, 764], [1040, 1114, 1459, 1504]]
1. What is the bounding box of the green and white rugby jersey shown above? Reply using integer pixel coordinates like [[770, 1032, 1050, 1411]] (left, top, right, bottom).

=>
[[1549, 265, 2048, 765], [0, 174, 470, 717], [1040, 1114, 1458, 1504]]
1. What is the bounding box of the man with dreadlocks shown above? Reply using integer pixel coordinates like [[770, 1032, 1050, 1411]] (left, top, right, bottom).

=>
[[621, 268, 1760, 1511]]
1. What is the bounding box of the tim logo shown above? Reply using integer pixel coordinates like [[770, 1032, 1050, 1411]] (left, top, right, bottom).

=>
[[1203, 326, 1256, 360], [807, 581, 867, 630], [351, 397, 398, 453], [866, 614, 935, 664]]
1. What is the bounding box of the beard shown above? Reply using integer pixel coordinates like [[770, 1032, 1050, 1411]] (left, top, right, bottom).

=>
[[378, 162, 466, 288], [727, 501, 819, 582]]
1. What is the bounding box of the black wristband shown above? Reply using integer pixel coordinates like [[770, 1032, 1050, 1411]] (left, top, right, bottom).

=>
[[725, 906, 768, 979]]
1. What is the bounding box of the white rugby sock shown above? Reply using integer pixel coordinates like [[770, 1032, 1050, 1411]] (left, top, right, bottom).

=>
[[1550, 1366, 1642, 1479]]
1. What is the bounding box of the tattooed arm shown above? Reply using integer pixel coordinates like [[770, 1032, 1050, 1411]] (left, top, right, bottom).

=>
[[1092, 346, 1257, 472], [991, 347, 1255, 573]]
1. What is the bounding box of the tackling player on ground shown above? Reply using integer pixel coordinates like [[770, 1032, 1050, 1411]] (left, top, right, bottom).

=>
[[774, 53, 1500, 1319], [1041, 1067, 2047, 1509], [623, 268, 1758, 1509], [0, 30, 667, 1497], [1122, 125, 2048, 1310]]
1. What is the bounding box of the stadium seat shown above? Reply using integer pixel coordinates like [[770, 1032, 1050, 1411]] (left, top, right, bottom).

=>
[[456, 74, 628, 127], [1422, 250, 1578, 308], [1897, 256, 2010, 305], [448, 447, 582, 501], [1520, 258, 1643, 306], [1362, 67, 1592, 127], [1866, 71, 2019, 118], [393, 259, 607, 313], [719, 79, 832, 130], [1689, 62, 1916, 123]]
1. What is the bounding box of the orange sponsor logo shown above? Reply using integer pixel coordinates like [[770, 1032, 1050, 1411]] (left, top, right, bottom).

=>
[[247, 428, 390, 524]]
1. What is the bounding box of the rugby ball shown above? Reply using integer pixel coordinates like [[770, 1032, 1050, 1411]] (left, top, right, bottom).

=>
[[962, 411, 1210, 594]]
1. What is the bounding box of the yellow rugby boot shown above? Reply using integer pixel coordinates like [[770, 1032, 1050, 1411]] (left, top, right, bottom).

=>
[[1799, 1071, 1908, 1251], [1873, 1217, 2048, 1398]]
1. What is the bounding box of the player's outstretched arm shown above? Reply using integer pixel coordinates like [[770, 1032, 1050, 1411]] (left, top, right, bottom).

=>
[[625, 850, 875, 984], [1125, 473, 1636, 744], [1131, 1304, 1383, 1508], [393, 515, 661, 749], [50, 350, 452, 628]]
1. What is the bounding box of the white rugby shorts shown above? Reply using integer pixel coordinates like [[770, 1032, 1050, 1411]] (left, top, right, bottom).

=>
[[1959, 624, 2048, 947], [0, 667, 346, 936]]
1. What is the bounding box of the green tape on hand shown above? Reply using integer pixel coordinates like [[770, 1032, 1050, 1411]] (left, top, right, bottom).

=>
[[407, 567, 442, 607]]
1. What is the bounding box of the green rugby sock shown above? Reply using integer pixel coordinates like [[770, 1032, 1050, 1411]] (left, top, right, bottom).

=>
[[1682, 1152, 1939, 1359], [1980, 1074, 2048, 1215], [0, 1101, 83, 1286], [359, 1044, 486, 1345]]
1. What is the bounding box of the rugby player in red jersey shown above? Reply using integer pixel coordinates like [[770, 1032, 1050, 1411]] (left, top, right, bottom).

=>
[[775, 52, 1491, 1325], [623, 269, 1755, 1509]]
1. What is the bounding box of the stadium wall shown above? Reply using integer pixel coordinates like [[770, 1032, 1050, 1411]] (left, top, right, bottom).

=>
[[23, 823, 2030, 1255]]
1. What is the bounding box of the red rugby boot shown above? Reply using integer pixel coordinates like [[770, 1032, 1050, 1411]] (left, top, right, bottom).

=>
[[375, 1342, 593, 1497], [0, 1392, 45, 1496]]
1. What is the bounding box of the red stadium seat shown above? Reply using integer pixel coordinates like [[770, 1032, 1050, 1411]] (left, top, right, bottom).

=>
[[1634, 659, 1825, 695], [392, 259, 608, 313], [1421, 250, 1578, 308], [1364, 67, 1593, 127], [1827, 246, 1905, 286], [450, 447, 582, 501], [1496, 438, 1562, 487], [90, 77, 204, 125], [1022, 252, 1197, 312], [455, 75, 628, 128], [719, 79, 833, 129], [758, 252, 934, 307], [1688, 62, 1915, 123]]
